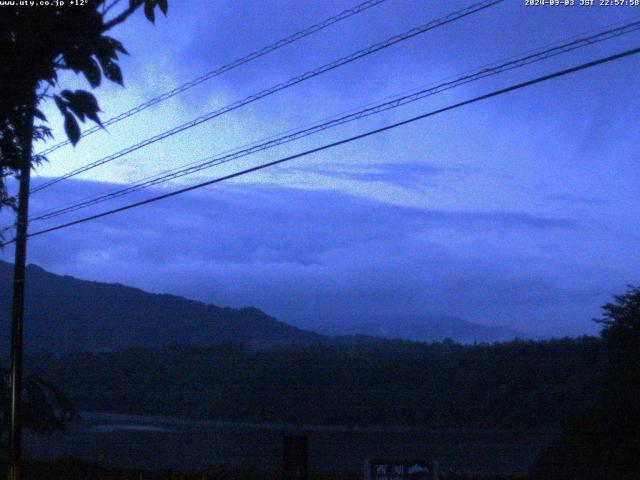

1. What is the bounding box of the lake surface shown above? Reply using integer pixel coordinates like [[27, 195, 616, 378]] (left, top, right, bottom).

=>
[[24, 412, 556, 475]]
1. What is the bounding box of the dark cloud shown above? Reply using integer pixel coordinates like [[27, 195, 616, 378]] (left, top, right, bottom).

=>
[[0, 178, 618, 338], [5, 1, 639, 341], [21, 178, 578, 263]]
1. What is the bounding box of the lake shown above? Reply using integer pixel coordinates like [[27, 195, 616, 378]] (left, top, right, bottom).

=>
[[24, 412, 556, 475]]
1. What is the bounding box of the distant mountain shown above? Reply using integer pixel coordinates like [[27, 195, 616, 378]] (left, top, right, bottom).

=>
[[0, 261, 323, 354], [0, 261, 533, 353], [319, 316, 536, 344]]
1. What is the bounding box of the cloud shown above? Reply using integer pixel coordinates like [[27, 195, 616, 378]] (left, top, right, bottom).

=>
[[4, 1, 640, 341], [283, 161, 446, 190], [20, 178, 578, 263], [2, 178, 624, 338]]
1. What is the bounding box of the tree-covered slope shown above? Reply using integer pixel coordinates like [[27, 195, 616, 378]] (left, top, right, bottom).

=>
[[32, 337, 605, 428], [0, 261, 322, 353]]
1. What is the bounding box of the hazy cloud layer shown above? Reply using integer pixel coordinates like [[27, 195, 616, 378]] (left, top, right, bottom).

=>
[[2, 178, 634, 337], [2, 1, 639, 339]]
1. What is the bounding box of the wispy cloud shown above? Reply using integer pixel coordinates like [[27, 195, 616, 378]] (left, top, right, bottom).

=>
[[284, 161, 446, 189], [1, 179, 621, 338]]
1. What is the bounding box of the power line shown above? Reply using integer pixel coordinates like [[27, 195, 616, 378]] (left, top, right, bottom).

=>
[[30, 0, 504, 194], [35, 0, 391, 157], [28, 19, 640, 223], [7, 45, 637, 246]]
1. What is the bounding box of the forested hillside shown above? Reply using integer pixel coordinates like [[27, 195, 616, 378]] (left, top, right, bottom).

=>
[[0, 261, 530, 352], [0, 261, 321, 353], [31, 337, 604, 428]]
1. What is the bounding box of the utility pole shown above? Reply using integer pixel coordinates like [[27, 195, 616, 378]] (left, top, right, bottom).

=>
[[7, 97, 35, 480]]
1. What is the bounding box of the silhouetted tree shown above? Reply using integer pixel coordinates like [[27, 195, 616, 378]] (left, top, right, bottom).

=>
[[0, 0, 170, 444], [0, 0, 169, 240], [598, 285, 640, 414], [535, 286, 640, 479], [0, 367, 77, 445]]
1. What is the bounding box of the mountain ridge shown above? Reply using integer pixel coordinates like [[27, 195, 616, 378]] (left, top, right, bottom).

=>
[[0, 260, 323, 353], [0, 260, 534, 353], [320, 316, 536, 343]]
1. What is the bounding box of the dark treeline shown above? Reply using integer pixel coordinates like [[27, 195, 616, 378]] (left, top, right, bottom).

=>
[[28, 337, 604, 429]]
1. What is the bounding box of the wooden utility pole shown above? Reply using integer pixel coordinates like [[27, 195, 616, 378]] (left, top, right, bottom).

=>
[[7, 97, 35, 480]]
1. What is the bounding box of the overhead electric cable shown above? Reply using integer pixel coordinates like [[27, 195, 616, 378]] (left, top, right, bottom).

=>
[[30, 0, 504, 194], [28, 19, 640, 223], [4, 45, 636, 246], [36, 0, 391, 157]]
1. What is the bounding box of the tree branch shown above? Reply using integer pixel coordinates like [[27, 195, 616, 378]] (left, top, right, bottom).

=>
[[102, 0, 144, 32]]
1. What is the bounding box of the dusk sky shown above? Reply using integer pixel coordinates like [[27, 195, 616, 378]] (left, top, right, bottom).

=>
[[2, 0, 640, 337]]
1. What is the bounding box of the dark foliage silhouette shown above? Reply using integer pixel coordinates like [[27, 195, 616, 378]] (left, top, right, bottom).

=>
[[36, 337, 604, 429], [535, 286, 640, 479], [0, 0, 170, 450], [0, 367, 77, 446], [0, 0, 169, 240]]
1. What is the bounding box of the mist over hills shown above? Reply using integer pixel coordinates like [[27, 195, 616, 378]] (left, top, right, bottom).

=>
[[0, 261, 534, 353], [320, 316, 534, 343]]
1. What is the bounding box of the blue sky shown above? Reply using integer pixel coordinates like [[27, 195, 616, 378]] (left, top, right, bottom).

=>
[[2, 0, 640, 337]]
